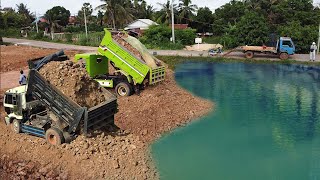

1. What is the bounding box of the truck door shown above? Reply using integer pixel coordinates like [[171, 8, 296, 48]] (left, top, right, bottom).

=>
[[280, 40, 295, 55]]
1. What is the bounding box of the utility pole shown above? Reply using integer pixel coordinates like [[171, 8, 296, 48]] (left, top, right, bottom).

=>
[[318, 22, 320, 54], [35, 11, 39, 33], [171, 0, 175, 43], [84, 8, 88, 39]]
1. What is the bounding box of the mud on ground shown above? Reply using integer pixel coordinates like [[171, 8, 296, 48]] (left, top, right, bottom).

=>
[[0, 45, 79, 73], [0, 45, 213, 179]]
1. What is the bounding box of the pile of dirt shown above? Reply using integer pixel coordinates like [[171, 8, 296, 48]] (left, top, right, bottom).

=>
[[63, 130, 157, 179], [112, 34, 144, 60], [0, 119, 157, 179], [0, 154, 68, 180], [39, 61, 106, 107], [116, 67, 213, 142]]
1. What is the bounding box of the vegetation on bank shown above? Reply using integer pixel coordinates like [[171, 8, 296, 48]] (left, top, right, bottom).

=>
[[159, 56, 320, 70]]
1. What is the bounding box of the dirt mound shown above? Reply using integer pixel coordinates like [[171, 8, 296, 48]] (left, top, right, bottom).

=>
[[116, 68, 213, 142], [0, 154, 68, 180], [39, 61, 106, 107]]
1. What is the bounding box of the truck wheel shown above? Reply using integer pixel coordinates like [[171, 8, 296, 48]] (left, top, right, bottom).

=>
[[245, 51, 254, 59], [280, 53, 289, 60], [11, 119, 21, 134], [45, 128, 65, 145], [115, 82, 132, 97]]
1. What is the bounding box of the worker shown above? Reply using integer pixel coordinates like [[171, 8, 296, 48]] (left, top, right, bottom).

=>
[[310, 42, 317, 62], [19, 70, 27, 85]]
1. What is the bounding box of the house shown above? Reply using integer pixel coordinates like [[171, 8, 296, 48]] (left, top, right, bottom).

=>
[[68, 16, 77, 25], [124, 19, 158, 36], [169, 24, 188, 30]]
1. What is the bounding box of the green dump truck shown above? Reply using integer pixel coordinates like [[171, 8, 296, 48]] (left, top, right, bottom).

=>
[[75, 29, 165, 96]]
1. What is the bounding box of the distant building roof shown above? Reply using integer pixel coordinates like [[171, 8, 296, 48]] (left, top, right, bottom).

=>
[[124, 19, 158, 30], [32, 17, 47, 24], [169, 24, 188, 30]]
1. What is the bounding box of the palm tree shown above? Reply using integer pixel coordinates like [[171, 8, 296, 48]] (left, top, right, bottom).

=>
[[16, 3, 34, 25], [156, 0, 177, 24], [178, 0, 197, 24], [96, 0, 134, 29]]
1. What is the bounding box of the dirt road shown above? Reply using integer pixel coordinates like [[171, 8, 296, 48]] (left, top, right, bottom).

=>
[[0, 45, 213, 179], [3, 38, 318, 61]]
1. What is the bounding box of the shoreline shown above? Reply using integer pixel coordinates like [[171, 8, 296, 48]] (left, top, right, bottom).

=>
[[0, 45, 214, 179], [2, 45, 319, 179]]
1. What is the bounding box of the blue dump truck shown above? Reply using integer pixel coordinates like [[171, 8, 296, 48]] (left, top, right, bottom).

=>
[[233, 37, 296, 60]]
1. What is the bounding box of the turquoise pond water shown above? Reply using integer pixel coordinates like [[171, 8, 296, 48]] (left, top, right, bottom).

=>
[[151, 62, 320, 180]]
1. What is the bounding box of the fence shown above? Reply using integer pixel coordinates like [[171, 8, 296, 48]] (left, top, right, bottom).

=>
[[48, 32, 104, 46]]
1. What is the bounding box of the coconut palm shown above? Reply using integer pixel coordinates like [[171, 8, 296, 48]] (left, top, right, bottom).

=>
[[178, 0, 197, 24], [16, 3, 34, 25], [156, 0, 177, 24], [96, 0, 134, 29]]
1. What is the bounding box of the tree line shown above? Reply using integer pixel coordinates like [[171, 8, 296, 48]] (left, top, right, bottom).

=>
[[0, 0, 319, 52]]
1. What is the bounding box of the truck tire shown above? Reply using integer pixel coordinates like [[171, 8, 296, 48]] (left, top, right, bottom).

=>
[[280, 52, 289, 60], [11, 119, 21, 134], [45, 128, 65, 145], [245, 51, 254, 59], [115, 82, 132, 97]]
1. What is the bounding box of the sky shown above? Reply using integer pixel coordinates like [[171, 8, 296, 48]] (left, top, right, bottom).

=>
[[1, 0, 320, 16]]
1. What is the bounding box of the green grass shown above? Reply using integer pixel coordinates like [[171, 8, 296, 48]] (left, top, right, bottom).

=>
[[202, 36, 222, 44], [158, 56, 320, 70]]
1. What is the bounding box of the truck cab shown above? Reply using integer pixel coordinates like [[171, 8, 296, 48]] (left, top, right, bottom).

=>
[[277, 37, 295, 56], [3, 85, 27, 125]]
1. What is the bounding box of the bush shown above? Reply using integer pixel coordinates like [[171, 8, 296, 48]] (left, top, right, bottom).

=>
[[277, 21, 318, 53], [0, 28, 20, 37], [221, 11, 270, 48], [65, 33, 73, 42], [140, 25, 196, 50], [65, 26, 82, 33], [30, 32, 45, 40]]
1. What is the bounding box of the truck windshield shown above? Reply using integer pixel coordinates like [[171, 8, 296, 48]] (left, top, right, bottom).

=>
[[282, 41, 293, 48], [4, 94, 13, 104], [4, 94, 17, 105]]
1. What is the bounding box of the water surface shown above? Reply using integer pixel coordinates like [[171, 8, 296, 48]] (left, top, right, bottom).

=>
[[152, 62, 320, 180]]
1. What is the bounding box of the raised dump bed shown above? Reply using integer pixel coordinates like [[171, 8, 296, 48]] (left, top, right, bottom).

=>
[[75, 29, 165, 96]]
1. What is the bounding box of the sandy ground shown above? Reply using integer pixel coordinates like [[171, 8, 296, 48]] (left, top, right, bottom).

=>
[[0, 45, 213, 179]]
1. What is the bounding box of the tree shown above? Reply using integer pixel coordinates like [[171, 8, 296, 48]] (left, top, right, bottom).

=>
[[96, 0, 133, 29], [194, 7, 213, 33], [213, 0, 246, 35], [16, 3, 34, 26], [225, 11, 270, 47], [131, 0, 155, 19], [45, 6, 70, 39], [45, 6, 71, 27], [155, 0, 177, 24], [77, 3, 93, 25], [97, 10, 104, 26], [178, 0, 197, 24], [0, 12, 5, 29]]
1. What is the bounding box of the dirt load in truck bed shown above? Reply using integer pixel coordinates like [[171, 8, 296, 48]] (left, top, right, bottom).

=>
[[39, 60, 107, 108]]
